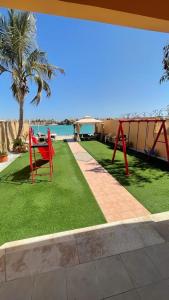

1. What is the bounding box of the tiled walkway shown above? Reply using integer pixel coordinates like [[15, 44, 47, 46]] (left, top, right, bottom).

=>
[[68, 141, 150, 222]]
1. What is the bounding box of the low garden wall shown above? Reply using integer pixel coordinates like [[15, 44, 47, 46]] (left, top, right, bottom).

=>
[[96, 119, 169, 160], [0, 121, 29, 152]]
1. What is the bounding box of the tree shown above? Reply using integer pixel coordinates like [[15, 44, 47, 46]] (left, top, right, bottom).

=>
[[166, 105, 169, 116], [160, 44, 169, 85], [0, 9, 64, 138]]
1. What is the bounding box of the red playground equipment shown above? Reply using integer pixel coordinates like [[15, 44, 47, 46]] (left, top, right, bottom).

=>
[[29, 127, 55, 183], [112, 119, 169, 176]]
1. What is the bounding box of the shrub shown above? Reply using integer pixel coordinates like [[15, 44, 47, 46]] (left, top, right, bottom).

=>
[[0, 150, 8, 156]]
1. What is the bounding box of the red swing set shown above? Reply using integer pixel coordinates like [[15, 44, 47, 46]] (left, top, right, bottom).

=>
[[112, 119, 169, 176], [29, 127, 55, 183]]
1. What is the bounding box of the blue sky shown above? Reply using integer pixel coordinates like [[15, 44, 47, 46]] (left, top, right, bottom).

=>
[[0, 8, 169, 120]]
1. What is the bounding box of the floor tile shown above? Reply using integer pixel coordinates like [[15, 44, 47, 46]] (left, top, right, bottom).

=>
[[106, 289, 140, 300], [137, 279, 169, 300], [145, 242, 169, 279], [136, 222, 164, 246], [102, 225, 144, 256], [76, 232, 103, 263], [66, 261, 99, 300], [121, 248, 161, 288], [32, 269, 67, 300], [96, 255, 133, 298], [153, 221, 169, 241], [0, 277, 33, 300]]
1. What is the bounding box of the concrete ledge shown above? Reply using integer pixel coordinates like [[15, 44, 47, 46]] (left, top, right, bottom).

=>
[[0, 248, 5, 283], [0, 213, 166, 284], [1, 212, 169, 299]]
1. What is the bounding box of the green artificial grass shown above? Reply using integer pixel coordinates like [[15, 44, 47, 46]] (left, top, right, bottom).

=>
[[80, 141, 169, 214], [0, 141, 105, 245]]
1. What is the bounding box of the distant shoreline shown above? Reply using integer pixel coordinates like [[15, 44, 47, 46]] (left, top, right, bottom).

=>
[[32, 124, 94, 136]]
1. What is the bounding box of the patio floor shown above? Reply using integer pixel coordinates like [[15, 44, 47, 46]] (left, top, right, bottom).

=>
[[68, 141, 150, 222], [1, 212, 169, 299]]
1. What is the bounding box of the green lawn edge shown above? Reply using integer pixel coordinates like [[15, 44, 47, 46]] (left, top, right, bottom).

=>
[[0, 141, 105, 245]]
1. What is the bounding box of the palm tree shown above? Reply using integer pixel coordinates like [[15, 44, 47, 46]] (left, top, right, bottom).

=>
[[0, 9, 64, 138], [160, 44, 169, 85]]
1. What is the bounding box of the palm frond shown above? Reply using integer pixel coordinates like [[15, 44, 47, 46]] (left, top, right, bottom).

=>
[[0, 64, 8, 75], [31, 75, 52, 105], [32, 62, 64, 79], [31, 75, 43, 105], [26, 49, 64, 79], [160, 43, 169, 85], [11, 80, 20, 102], [43, 80, 51, 97], [160, 74, 169, 84], [27, 49, 47, 65]]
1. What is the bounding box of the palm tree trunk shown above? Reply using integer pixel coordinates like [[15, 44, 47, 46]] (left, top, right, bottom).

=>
[[17, 101, 24, 139]]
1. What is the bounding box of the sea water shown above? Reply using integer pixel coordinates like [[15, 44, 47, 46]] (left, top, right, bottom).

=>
[[32, 124, 94, 136]]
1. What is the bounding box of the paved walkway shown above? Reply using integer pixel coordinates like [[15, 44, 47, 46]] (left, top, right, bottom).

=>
[[68, 141, 150, 222]]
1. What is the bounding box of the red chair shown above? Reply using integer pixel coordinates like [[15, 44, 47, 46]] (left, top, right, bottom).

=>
[[29, 127, 55, 183]]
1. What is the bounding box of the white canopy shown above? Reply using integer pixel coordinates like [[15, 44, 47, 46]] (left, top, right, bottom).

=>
[[74, 116, 102, 125]]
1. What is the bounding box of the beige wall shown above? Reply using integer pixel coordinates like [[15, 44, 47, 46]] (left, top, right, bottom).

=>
[[0, 121, 29, 152], [96, 119, 169, 160]]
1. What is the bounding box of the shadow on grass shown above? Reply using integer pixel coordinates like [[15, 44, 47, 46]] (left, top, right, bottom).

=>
[[84, 142, 169, 187], [0, 159, 50, 185]]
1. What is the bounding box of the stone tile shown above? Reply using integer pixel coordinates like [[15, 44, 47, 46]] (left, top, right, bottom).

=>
[[6, 247, 35, 281], [32, 269, 67, 300], [145, 242, 169, 279], [76, 231, 103, 263], [35, 239, 79, 272], [6, 238, 79, 280], [0, 277, 33, 300], [66, 261, 99, 300], [137, 279, 169, 300], [121, 248, 161, 288], [0, 249, 5, 283], [136, 222, 164, 246], [96, 255, 133, 299], [106, 289, 140, 300], [102, 224, 144, 256], [153, 221, 169, 241]]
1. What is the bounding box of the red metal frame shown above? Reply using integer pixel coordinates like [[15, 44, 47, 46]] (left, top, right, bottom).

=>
[[29, 127, 55, 183], [112, 119, 169, 175]]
